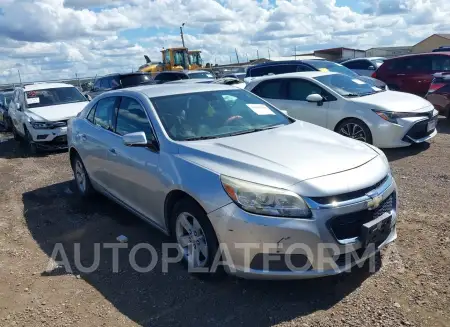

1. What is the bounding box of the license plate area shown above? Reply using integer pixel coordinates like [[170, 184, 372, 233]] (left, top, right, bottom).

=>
[[360, 213, 392, 248], [427, 117, 437, 132]]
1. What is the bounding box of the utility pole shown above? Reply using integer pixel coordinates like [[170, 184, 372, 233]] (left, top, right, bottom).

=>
[[180, 23, 186, 48], [235, 48, 240, 64], [257, 49, 259, 59], [295, 46, 297, 60], [246, 53, 249, 62], [229, 55, 232, 64], [17, 69, 22, 85], [268, 48, 271, 60]]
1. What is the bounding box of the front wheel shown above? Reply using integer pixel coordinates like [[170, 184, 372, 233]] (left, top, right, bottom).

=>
[[170, 198, 224, 278], [24, 128, 37, 155], [336, 118, 373, 144]]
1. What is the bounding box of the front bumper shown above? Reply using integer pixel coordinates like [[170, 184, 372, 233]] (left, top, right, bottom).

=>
[[208, 175, 397, 280], [27, 124, 68, 150], [372, 112, 438, 148]]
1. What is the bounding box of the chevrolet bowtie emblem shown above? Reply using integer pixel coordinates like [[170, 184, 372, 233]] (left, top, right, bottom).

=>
[[367, 193, 383, 210]]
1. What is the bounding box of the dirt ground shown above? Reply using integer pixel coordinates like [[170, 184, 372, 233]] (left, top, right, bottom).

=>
[[0, 118, 449, 327]]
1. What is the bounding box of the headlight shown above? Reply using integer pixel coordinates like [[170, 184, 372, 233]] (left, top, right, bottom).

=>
[[372, 110, 420, 124], [31, 121, 53, 129], [221, 175, 312, 218]]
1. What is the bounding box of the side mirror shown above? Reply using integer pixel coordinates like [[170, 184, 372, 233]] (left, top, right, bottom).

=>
[[85, 94, 91, 101], [306, 94, 323, 103], [368, 65, 376, 70], [123, 132, 148, 147]]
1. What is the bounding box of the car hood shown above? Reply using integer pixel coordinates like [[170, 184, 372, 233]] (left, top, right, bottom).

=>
[[25, 102, 89, 122], [350, 90, 433, 113], [176, 121, 378, 188]]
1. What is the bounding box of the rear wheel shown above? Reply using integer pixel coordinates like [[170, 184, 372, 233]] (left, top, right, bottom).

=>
[[72, 154, 94, 197], [336, 118, 373, 144]]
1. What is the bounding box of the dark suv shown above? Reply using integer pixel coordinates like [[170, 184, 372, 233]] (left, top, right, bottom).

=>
[[87, 72, 154, 99], [374, 52, 450, 96], [245, 60, 387, 89]]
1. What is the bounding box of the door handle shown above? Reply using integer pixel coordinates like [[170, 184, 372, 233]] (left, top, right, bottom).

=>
[[396, 74, 405, 76], [109, 148, 117, 155]]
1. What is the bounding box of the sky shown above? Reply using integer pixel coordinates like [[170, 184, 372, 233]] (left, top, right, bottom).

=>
[[0, 0, 449, 84]]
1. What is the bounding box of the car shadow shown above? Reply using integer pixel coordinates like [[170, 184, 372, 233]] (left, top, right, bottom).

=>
[[436, 116, 450, 135], [383, 142, 430, 162], [0, 132, 66, 159], [23, 181, 381, 327]]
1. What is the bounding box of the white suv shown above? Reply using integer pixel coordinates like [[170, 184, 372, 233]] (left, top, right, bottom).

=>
[[8, 83, 89, 153]]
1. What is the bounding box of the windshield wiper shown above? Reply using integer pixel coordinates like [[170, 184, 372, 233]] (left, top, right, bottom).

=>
[[225, 124, 284, 137], [343, 93, 360, 97], [184, 135, 221, 141]]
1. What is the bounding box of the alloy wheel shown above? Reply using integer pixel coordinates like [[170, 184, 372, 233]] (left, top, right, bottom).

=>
[[175, 212, 209, 268], [75, 160, 87, 193], [339, 123, 367, 142]]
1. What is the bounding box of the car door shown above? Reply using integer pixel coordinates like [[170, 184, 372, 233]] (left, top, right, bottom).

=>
[[396, 56, 432, 96], [280, 78, 329, 127], [104, 96, 163, 225], [79, 96, 120, 188], [9, 89, 27, 135]]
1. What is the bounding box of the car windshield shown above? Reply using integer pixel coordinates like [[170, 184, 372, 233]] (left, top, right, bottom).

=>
[[314, 74, 381, 97], [151, 89, 292, 141], [25, 87, 87, 108], [308, 60, 359, 78], [189, 72, 215, 79], [121, 74, 153, 87]]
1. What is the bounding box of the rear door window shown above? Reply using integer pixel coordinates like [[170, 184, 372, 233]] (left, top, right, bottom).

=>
[[286, 79, 325, 101], [252, 79, 286, 99], [100, 78, 111, 90]]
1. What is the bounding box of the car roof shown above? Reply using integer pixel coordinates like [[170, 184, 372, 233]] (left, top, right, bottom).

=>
[[386, 52, 450, 60], [248, 60, 311, 69], [22, 83, 75, 91], [186, 70, 211, 74], [124, 83, 238, 98], [252, 71, 336, 81], [156, 71, 188, 74]]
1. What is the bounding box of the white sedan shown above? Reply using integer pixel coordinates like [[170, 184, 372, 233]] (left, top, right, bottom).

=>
[[245, 71, 438, 148]]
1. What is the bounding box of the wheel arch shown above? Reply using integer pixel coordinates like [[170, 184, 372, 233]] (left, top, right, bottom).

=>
[[164, 189, 207, 235], [69, 147, 79, 169]]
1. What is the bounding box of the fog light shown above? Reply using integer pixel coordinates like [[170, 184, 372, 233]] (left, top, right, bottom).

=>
[[36, 134, 48, 140]]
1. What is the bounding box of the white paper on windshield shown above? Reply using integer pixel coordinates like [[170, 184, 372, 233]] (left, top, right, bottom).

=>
[[206, 74, 214, 78], [372, 86, 382, 91], [352, 79, 366, 85], [247, 104, 275, 115], [26, 97, 40, 105]]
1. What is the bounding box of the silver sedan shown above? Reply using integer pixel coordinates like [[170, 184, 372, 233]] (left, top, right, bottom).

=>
[[68, 84, 397, 279]]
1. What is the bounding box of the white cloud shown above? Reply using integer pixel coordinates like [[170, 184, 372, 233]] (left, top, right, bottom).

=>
[[1, 0, 450, 84]]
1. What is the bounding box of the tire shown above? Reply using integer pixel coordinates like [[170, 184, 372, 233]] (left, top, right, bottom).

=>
[[72, 154, 95, 198], [12, 125, 21, 141], [24, 128, 37, 155], [170, 197, 224, 278], [336, 118, 373, 144]]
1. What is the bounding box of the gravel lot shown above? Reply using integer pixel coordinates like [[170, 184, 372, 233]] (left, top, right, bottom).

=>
[[0, 118, 449, 327]]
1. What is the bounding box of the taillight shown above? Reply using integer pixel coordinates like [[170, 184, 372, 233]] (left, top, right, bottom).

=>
[[428, 82, 446, 93], [371, 71, 377, 78]]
